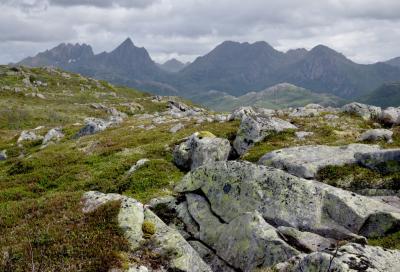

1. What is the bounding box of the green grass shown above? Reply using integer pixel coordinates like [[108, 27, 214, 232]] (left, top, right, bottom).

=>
[[369, 231, 400, 250], [316, 164, 400, 191], [0, 193, 130, 272]]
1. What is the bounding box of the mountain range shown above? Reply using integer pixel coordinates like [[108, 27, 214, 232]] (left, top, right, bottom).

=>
[[17, 38, 400, 107]]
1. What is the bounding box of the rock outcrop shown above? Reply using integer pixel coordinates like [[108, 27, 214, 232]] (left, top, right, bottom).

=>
[[233, 115, 297, 155], [342, 102, 381, 121], [380, 107, 400, 125], [258, 144, 380, 179], [81, 191, 211, 272], [175, 161, 400, 240], [173, 132, 231, 171]]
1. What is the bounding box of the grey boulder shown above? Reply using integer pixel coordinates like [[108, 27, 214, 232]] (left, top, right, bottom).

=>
[[17, 130, 42, 143], [358, 129, 393, 142], [186, 193, 299, 271], [258, 144, 380, 179], [342, 102, 381, 121], [233, 115, 297, 155], [380, 107, 400, 125], [173, 132, 231, 171]]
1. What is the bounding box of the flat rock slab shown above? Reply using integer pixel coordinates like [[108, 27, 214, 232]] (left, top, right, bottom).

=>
[[258, 144, 380, 179]]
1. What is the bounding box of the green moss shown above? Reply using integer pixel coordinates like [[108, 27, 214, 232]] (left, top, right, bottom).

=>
[[369, 231, 400, 250], [316, 164, 400, 191], [142, 220, 156, 238], [243, 130, 296, 162], [197, 131, 216, 139]]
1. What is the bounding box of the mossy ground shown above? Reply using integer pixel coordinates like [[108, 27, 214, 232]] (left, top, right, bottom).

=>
[[0, 65, 240, 269]]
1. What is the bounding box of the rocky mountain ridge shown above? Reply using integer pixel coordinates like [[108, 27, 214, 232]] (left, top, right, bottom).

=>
[[17, 39, 400, 105]]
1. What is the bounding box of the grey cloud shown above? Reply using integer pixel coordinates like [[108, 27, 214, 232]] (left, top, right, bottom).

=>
[[1, 0, 400, 64]]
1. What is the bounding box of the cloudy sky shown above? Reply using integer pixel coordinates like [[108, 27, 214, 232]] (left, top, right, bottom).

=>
[[1, 0, 400, 64]]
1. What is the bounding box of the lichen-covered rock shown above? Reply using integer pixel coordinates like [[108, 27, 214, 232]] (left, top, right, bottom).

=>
[[358, 129, 393, 142], [355, 148, 400, 174], [233, 115, 297, 155], [277, 226, 337, 253], [175, 161, 400, 240], [188, 241, 235, 272], [42, 127, 64, 145], [342, 102, 382, 121], [277, 243, 400, 272], [186, 193, 299, 271], [258, 144, 380, 179], [173, 132, 231, 170], [289, 107, 320, 117], [81, 192, 211, 272], [380, 107, 400, 125], [144, 209, 212, 272]]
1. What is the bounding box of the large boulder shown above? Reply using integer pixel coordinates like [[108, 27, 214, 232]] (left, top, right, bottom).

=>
[[233, 115, 297, 155], [379, 107, 400, 125], [81, 191, 211, 272], [175, 161, 400, 240], [258, 144, 380, 179], [341, 102, 381, 121], [358, 129, 393, 143], [277, 243, 400, 272], [355, 149, 400, 174], [173, 132, 231, 171], [186, 193, 299, 271]]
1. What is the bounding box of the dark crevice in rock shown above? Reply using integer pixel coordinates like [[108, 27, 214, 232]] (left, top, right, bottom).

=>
[[188, 189, 228, 224]]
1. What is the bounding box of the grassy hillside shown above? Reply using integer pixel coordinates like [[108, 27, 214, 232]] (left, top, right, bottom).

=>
[[1, 65, 399, 270], [194, 83, 346, 111], [0, 65, 239, 270]]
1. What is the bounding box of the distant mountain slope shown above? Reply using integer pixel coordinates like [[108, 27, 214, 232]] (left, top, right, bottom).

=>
[[19, 43, 94, 68], [158, 58, 188, 72], [18, 39, 400, 101], [386, 57, 400, 68], [193, 83, 346, 111], [18, 38, 179, 96], [272, 45, 400, 98], [362, 82, 400, 107]]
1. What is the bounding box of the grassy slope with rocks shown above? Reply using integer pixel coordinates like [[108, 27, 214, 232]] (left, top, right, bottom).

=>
[[0, 65, 399, 270], [0, 65, 238, 270]]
